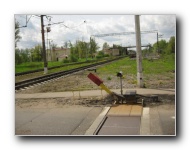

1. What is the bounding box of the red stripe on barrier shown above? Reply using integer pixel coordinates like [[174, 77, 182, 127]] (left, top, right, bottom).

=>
[[87, 73, 103, 86]]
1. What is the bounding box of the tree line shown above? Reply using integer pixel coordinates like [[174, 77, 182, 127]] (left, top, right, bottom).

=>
[[15, 37, 100, 65], [15, 20, 100, 64], [15, 36, 175, 65], [15, 20, 175, 65], [142, 36, 175, 56]]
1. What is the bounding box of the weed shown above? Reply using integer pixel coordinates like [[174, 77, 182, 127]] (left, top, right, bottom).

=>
[[128, 79, 137, 85], [107, 76, 112, 80], [143, 83, 147, 88]]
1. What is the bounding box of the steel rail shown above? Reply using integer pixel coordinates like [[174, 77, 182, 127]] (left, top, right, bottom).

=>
[[15, 57, 124, 90]]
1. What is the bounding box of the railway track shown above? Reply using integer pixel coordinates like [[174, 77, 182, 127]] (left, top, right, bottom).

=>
[[15, 60, 98, 76], [15, 57, 125, 90]]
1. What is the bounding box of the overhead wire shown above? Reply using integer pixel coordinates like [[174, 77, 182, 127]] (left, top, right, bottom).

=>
[[15, 15, 33, 28]]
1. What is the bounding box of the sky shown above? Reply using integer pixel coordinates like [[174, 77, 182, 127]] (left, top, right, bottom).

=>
[[15, 14, 176, 50]]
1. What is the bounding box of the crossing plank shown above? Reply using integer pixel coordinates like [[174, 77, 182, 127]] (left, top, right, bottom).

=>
[[107, 104, 142, 117], [130, 105, 143, 116]]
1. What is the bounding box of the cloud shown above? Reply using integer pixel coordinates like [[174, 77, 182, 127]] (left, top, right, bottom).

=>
[[15, 15, 176, 50]]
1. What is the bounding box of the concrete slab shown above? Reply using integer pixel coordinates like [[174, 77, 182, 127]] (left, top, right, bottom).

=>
[[140, 107, 150, 135], [97, 116, 141, 135], [156, 104, 175, 135], [15, 88, 175, 99], [95, 104, 143, 135], [149, 107, 163, 135], [85, 107, 110, 135], [15, 106, 103, 135]]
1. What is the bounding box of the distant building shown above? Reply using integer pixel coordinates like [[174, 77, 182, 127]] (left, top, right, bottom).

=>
[[47, 47, 70, 61], [103, 48, 119, 56]]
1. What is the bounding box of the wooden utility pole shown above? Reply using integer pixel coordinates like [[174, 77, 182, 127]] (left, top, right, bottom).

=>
[[40, 15, 48, 74], [135, 15, 143, 88]]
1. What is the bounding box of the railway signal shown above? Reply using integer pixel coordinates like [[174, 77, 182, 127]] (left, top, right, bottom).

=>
[[87, 73, 112, 94]]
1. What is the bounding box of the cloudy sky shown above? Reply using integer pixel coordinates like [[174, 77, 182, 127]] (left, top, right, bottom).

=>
[[15, 14, 176, 50]]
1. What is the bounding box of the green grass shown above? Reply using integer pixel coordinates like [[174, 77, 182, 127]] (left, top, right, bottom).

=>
[[98, 54, 175, 76], [15, 56, 118, 73], [15, 60, 94, 73], [143, 54, 175, 75], [98, 57, 137, 76], [15, 61, 63, 73], [15, 54, 175, 75]]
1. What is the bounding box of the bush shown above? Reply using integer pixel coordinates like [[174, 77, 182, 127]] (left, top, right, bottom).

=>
[[63, 59, 70, 63], [96, 55, 103, 59], [70, 55, 78, 62], [104, 54, 109, 57]]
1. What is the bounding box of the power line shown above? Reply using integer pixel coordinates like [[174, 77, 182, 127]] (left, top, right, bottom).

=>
[[45, 21, 64, 26], [91, 30, 158, 37], [61, 21, 84, 28], [15, 15, 33, 29]]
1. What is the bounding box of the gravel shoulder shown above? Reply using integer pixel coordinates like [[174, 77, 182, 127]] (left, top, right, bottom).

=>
[[16, 70, 175, 94]]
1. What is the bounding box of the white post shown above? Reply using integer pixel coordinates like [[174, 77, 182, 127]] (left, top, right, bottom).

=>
[[135, 15, 143, 88]]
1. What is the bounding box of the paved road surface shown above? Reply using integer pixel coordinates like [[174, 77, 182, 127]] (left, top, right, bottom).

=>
[[16, 105, 103, 135], [15, 88, 175, 136]]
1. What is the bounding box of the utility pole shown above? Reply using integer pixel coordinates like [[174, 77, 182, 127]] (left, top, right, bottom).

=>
[[157, 33, 163, 55], [135, 15, 143, 88], [48, 39, 53, 61], [157, 32, 159, 54], [40, 15, 48, 74]]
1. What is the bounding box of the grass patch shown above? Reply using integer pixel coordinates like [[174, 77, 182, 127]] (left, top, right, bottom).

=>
[[15, 61, 63, 73], [143, 54, 175, 75], [98, 54, 175, 76], [98, 57, 137, 76], [15, 56, 117, 73]]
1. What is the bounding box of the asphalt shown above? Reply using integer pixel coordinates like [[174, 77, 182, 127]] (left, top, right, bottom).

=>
[[15, 88, 175, 136]]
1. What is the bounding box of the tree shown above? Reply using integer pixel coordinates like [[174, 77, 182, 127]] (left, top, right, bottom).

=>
[[166, 36, 175, 54], [31, 45, 43, 62], [15, 49, 22, 64], [69, 41, 75, 56], [51, 43, 57, 50], [150, 36, 175, 55], [77, 41, 89, 59], [102, 42, 109, 50], [68, 41, 79, 62], [20, 49, 30, 62], [63, 41, 68, 48], [158, 39, 168, 54], [152, 39, 168, 54], [90, 37, 99, 57], [68, 39, 97, 60], [15, 21, 22, 48], [15, 48, 30, 64]]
